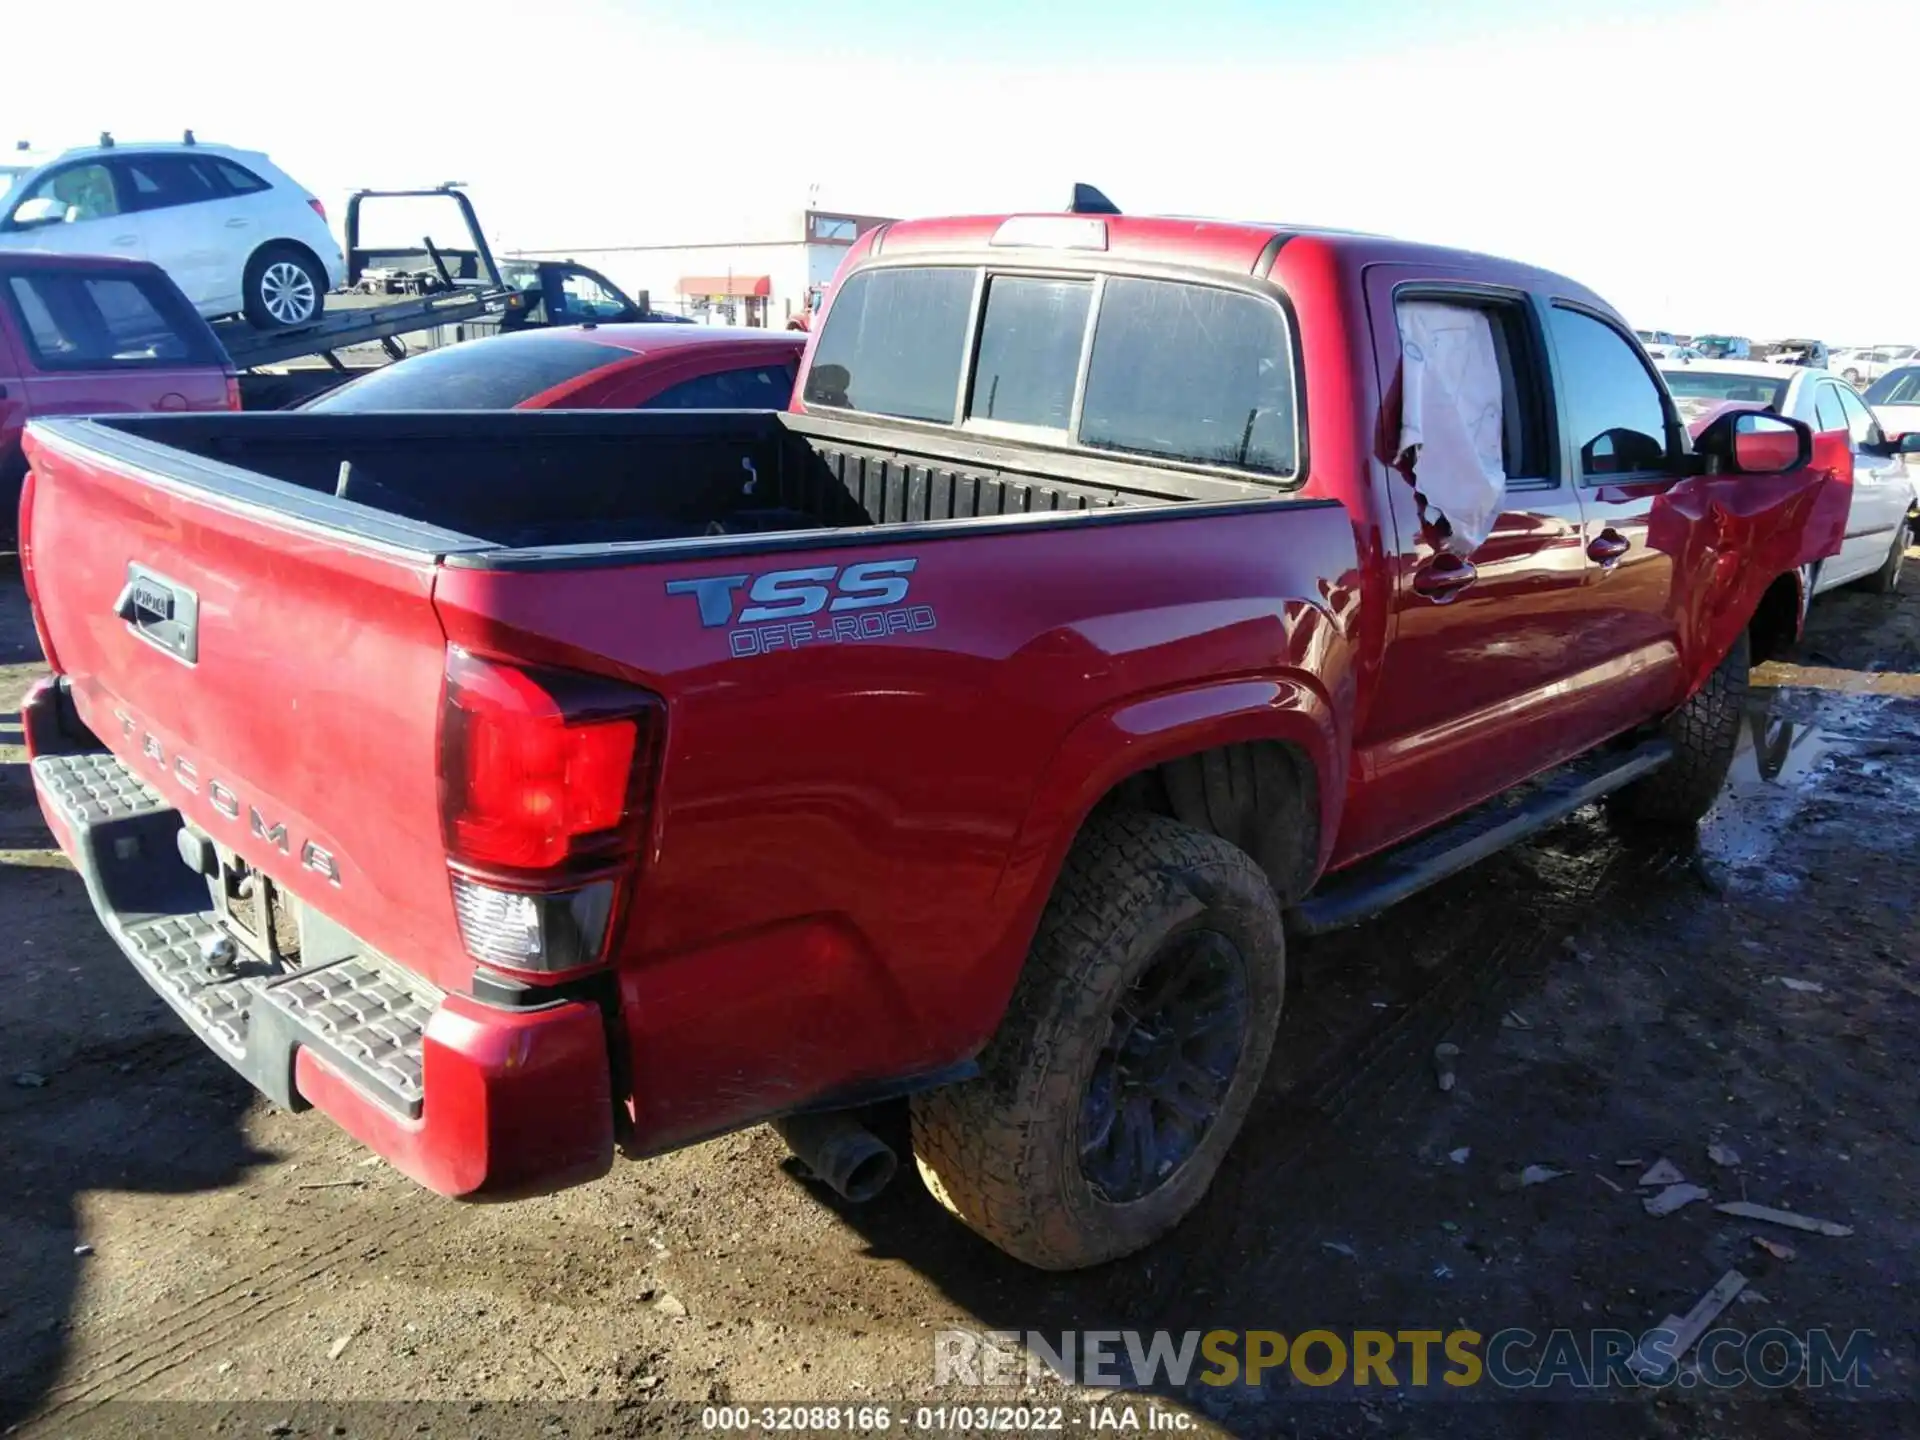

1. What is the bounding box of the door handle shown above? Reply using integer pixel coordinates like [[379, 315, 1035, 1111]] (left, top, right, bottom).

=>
[[225, 217, 249, 228], [112, 234, 138, 246], [1587, 529, 1632, 567], [1412, 555, 1479, 602]]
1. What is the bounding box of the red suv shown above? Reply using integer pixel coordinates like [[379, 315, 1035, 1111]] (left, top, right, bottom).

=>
[[1, 252, 236, 545]]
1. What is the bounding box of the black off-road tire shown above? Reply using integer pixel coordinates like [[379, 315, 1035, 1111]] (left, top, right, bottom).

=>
[[908, 810, 1285, 1270], [1609, 630, 1750, 829], [1860, 520, 1908, 595], [242, 244, 327, 330]]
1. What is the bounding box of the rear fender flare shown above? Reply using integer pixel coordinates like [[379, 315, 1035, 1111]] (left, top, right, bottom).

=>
[[952, 672, 1343, 1053]]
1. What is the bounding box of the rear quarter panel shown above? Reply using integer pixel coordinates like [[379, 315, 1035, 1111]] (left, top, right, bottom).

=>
[[433, 502, 1359, 1151]]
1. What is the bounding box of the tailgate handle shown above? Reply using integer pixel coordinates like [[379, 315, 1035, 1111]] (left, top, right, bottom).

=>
[[114, 563, 200, 665]]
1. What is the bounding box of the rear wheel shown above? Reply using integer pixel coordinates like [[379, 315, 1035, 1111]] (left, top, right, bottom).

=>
[[243, 244, 326, 330], [1860, 520, 1908, 595], [909, 810, 1285, 1270], [1842, 368, 1862, 385], [1608, 631, 1749, 829]]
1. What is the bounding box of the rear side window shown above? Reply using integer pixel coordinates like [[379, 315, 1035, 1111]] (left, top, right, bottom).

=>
[[118, 155, 223, 211], [213, 159, 271, 194], [802, 266, 974, 422], [306, 336, 623, 411], [968, 276, 1091, 430], [5, 271, 223, 369], [643, 364, 795, 410], [1834, 384, 1883, 446], [1814, 385, 1847, 433], [1080, 278, 1295, 476]]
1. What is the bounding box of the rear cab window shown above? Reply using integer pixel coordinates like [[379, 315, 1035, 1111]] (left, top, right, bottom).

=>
[[3, 268, 225, 370], [803, 264, 1299, 481]]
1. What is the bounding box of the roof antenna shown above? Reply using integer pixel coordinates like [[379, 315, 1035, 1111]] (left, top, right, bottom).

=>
[[183, 128, 196, 145], [15, 140, 28, 152], [98, 130, 115, 148], [1069, 182, 1120, 216]]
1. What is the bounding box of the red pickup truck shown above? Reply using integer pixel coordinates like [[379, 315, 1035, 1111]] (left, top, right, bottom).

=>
[[2, 252, 236, 546], [19, 207, 1852, 1269]]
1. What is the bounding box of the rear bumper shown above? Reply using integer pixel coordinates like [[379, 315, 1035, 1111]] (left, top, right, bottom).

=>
[[25, 680, 613, 1197]]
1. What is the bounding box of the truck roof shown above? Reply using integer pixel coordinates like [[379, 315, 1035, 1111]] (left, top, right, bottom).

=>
[[869, 212, 1605, 305], [0, 249, 173, 277], [6, 139, 268, 170]]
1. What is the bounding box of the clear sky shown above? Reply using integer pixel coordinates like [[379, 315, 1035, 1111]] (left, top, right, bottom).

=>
[[10, 0, 1919, 341]]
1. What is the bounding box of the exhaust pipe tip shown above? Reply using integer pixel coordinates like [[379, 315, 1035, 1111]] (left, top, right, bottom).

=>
[[774, 1111, 898, 1203]]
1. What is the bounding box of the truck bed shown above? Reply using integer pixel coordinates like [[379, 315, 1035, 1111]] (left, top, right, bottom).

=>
[[19, 403, 1351, 1176], [50, 408, 1293, 560]]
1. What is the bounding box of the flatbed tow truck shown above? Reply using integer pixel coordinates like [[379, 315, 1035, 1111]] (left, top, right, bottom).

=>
[[217, 186, 672, 408]]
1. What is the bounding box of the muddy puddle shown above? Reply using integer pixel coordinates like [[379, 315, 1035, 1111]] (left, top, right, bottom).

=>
[[1699, 675, 1920, 890]]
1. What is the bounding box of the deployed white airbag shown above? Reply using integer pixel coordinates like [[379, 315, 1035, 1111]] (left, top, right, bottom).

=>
[[1396, 301, 1507, 556]]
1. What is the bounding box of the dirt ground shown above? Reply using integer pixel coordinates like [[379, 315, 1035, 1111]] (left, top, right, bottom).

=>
[[1, 549, 1916, 1440]]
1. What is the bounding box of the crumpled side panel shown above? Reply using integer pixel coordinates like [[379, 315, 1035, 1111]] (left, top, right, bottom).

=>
[[1647, 428, 1853, 696]]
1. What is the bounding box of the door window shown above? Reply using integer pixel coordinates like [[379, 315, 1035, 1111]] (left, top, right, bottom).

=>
[[117, 155, 222, 211], [1814, 385, 1847, 434], [1396, 293, 1553, 484], [555, 269, 631, 319], [1868, 369, 1920, 406], [11, 163, 120, 225], [5, 271, 222, 368], [1548, 306, 1673, 477], [642, 364, 796, 409], [1833, 385, 1884, 447]]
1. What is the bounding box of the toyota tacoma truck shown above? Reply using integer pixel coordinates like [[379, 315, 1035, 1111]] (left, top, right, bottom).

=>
[[18, 204, 1854, 1270]]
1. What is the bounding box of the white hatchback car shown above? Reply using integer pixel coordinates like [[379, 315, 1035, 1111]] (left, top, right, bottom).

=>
[[1659, 359, 1912, 596], [0, 137, 344, 330]]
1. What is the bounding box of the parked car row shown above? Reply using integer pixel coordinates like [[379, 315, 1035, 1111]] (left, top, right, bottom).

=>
[[1659, 358, 1915, 595], [1834, 345, 1920, 387]]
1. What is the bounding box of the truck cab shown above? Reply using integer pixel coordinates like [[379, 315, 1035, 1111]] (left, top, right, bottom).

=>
[[1, 251, 234, 544], [497, 259, 687, 329]]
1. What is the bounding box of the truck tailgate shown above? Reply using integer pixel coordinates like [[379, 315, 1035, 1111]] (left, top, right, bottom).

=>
[[22, 422, 467, 993]]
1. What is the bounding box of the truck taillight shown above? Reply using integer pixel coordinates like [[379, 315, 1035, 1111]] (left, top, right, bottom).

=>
[[438, 648, 662, 975], [225, 375, 242, 412]]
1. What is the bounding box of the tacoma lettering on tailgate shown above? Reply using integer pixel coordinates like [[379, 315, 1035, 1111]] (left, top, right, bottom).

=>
[[666, 557, 937, 658], [111, 709, 344, 886]]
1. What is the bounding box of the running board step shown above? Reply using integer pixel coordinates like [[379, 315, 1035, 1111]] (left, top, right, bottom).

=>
[[1293, 738, 1674, 935]]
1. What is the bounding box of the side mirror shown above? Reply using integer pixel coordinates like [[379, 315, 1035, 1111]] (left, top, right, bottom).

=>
[[8, 196, 67, 228], [1693, 409, 1812, 475]]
